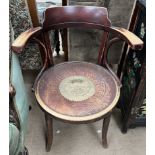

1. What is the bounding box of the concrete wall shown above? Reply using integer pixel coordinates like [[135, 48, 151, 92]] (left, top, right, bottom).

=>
[[68, 0, 136, 64]]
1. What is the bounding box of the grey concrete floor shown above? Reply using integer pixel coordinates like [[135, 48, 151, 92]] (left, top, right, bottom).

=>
[[23, 68, 145, 155]]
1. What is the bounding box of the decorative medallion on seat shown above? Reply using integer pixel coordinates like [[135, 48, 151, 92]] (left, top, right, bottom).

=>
[[59, 76, 95, 102], [36, 61, 119, 118]]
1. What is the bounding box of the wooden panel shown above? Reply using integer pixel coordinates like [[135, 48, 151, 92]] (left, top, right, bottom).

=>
[[43, 6, 111, 30], [117, 0, 146, 132]]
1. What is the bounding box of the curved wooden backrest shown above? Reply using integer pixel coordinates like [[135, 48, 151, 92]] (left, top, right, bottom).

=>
[[11, 6, 143, 89], [40, 5, 143, 82], [43, 6, 111, 31]]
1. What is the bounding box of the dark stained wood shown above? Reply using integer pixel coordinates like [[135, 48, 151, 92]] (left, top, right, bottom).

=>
[[102, 112, 111, 148], [31, 37, 49, 91], [122, 63, 146, 133], [11, 7, 143, 63], [62, 0, 67, 6], [117, 0, 146, 132], [45, 114, 53, 152], [61, 29, 68, 61], [62, 0, 68, 61], [102, 37, 122, 87], [43, 31, 54, 66], [43, 6, 111, 31], [55, 30, 60, 56], [11, 6, 144, 151], [98, 32, 109, 65]]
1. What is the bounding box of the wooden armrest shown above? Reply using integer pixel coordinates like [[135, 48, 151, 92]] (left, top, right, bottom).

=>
[[11, 27, 42, 53], [110, 27, 143, 50]]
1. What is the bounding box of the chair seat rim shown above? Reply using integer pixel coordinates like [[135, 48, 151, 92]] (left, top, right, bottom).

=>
[[35, 61, 120, 122]]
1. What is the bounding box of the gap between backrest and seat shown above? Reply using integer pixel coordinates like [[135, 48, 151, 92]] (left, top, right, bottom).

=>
[[42, 6, 112, 66], [11, 6, 143, 90]]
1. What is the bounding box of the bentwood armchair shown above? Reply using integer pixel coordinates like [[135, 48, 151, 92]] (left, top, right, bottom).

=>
[[11, 6, 143, 152]]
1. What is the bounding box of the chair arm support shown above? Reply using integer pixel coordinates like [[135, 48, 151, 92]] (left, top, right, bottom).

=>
[[110, 26, 143, 50], [11, 27, 42, 53]]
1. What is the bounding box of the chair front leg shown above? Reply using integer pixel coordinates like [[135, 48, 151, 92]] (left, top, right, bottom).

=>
[[61, 29, 68, 61], [45, 114, 53, 152], [102, 112, 112, 148], [55, 30, 60, 56]]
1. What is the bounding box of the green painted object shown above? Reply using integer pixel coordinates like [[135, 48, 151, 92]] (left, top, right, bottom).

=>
[[10, 53, 29, 155]]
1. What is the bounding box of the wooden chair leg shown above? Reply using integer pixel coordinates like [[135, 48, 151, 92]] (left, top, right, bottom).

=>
[[61, 0, 67, 60], [55, 30, 60, 56], [62, 29, 68, 61], [45, 114, 53, 152], [102, 112, 111, 148], [122, 123, 128, 134], [56, 39, 60, 56]]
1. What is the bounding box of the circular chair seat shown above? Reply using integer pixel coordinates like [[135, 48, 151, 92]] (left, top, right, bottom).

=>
[[35, 61, 120, 122]]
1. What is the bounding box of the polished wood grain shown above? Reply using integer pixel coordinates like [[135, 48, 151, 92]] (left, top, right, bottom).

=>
[[11, 27, 42, 53], [110, 26, 143, 50], [11, 6, 144, 151], [43, 6, 111, 31], [98, 32, 109, 65]]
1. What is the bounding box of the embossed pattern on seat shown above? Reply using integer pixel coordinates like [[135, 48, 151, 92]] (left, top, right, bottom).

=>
[[36, 61, 119, 118]]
